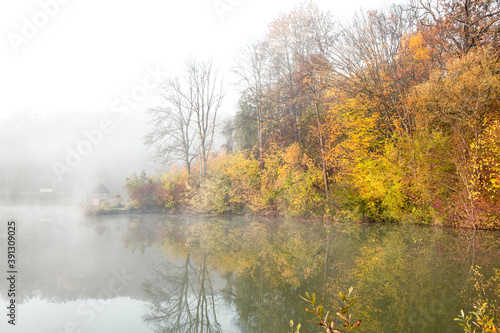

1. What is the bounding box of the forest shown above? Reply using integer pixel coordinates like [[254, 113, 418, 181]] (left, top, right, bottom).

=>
[[123, 0, 500, 230]]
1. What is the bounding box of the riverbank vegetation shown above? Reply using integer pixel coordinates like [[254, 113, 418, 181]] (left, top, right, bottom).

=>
[[125, 0, 500, 230]]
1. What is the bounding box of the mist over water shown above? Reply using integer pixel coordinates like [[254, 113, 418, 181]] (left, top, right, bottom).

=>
[[0, 108, 155, 204], [1, 207, 498, 332]]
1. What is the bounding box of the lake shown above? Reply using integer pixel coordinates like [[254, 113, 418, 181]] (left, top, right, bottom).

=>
[[0, 206, 499, 333]]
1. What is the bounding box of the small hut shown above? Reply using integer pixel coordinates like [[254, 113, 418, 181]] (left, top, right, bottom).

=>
[[92, 183, 110, 206]]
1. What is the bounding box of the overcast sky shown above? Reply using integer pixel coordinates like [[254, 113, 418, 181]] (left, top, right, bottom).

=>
[[0, 0, 405, 120]]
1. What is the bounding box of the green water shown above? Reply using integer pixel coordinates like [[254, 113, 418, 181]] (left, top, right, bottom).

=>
[[131, 215, 499, 333], [1, 206, 498, 333]]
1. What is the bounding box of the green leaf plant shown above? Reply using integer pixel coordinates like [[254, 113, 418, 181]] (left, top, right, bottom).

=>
[[299, 287, 361, 333]]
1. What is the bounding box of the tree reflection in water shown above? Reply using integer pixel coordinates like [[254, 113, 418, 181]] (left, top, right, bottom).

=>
[[142, 251, 222, 333], [135, 217, 329, 333], [124, 215, 500, 333]]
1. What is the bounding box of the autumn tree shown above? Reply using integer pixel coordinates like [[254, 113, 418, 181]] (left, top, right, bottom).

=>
[[329, 6, 419, 137], [410, 0, 500, 56], [297, 55, 333, 197], [234, 1, 336, 185], [264, 1, 336, 145], [141, 0, 500, 225], [409, 48, 500, 226], [125, 171, 161, 210]]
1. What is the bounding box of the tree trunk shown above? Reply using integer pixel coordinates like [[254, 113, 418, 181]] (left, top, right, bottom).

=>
[[315, 101, 329, 196], [258, 107, 264, 171]]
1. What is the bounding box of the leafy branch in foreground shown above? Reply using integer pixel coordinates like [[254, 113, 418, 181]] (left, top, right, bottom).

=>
[[455, 303, 498, 333], [455, 266, 499, 333], [299, 287, 361, 333], [289, 320, 301, 333]]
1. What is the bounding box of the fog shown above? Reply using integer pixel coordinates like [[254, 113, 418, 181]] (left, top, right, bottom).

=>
[[0, 107, 155, 203], [0, 0, 405, 206]]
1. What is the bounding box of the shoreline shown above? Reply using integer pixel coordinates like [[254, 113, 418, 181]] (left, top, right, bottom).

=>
[[84, 207, 500, 231]]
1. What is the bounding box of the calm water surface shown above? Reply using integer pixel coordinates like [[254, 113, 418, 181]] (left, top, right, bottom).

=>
[[0, 206, 499, 333]]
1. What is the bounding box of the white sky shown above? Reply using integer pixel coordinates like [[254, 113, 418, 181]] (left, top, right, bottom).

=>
[[0, 0, 403, 119]]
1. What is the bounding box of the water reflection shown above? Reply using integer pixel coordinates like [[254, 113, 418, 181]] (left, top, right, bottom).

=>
[[130, 217, 328, 332], [142, 253, 222, 333], [2, 205, 497, 333], [128, 216, 500, 333]]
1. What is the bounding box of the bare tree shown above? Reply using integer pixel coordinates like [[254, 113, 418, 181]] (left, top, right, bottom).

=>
[[185, 58, 225, 177], [144, 77, 197, 174], [233, 41, 271, 170], [145, 58, 224, 177]]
